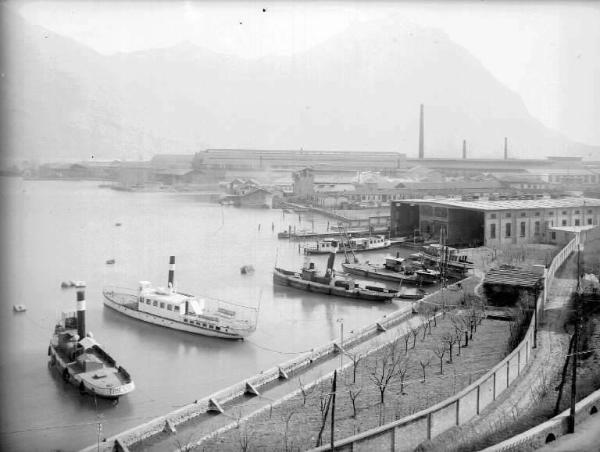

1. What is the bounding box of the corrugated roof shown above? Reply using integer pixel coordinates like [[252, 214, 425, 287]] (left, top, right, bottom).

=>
[[484, 267, 543, 288], [396, 180, 502, 190], [395, 197, 600, 211]]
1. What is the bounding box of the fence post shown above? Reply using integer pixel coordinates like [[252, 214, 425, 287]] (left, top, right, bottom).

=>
[[493, 372, 497, 400], [518, 350, 521, 375], [507, 360, 510, 386], [476, 385, 480, 415], [456, 399, 460, 425], [427, 413, 432, 440]]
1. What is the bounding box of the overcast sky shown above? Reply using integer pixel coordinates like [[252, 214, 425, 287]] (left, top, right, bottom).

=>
[[13, 1, 600, 147]]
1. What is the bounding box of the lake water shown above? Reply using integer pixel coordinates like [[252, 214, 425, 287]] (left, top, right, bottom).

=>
[[0, 179, 419, 451]]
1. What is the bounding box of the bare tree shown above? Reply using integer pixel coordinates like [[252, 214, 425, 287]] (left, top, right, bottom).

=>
[[283, 410, 297, 452], [315, 379, 332, 447], [344, 350, 364, 384], [433, 342, 446, 375], [368, 339, 405, 423], [455, 329, 464, 356], [347, 383, 363, 418], [419, 353, 432, 383], [398, 359, 410, 395], [421, 319, 428, 340], [432, 304, 439, 327], [411, 325, 419, 349], [232, 409, 253, 452], [402, 328, 411, 354], [297, 377, 314, 405], [442, 332, 457, 363]]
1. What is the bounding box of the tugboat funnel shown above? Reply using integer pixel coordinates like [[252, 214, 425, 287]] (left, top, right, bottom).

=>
[[326, 252, 336, 272], [76, 289, 86, 339], [168, 256, 175, 290]]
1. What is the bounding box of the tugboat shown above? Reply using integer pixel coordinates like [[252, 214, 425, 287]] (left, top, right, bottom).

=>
[[274, 253, 399, 302], [419, 244, 474, 278], [103, 257, 257, 339], [48, 289, 135, 400], [342, 255, 436, 286]]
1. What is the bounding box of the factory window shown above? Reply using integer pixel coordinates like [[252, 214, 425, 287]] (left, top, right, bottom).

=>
[[575, 219, 580, 226], [520, 212, 526, 217], [535, 212, 540, 217], [575, 210, 580, 215], [146, 299, 151, 304], [167, 304, 173, 311], [562, 220, 567, 226], [562, 210, 567, 215], [434, 207, 447, 218], [588, 218, 593, 225], [588, 209, 593, 214], [548, 211, 554, 216], [505, 213, 512, 218], [551, 232, 556, 240], [520, 222, 526, 237], [174, 306, 180, 312], [153, 300, 158, 307], [490, 224, 496, 239], [184, 318, 188, 323], [490, 213, 497, 219], [535, 221, 540, 234], [160, 302, 165, 309], [505, 223, 511, 238]]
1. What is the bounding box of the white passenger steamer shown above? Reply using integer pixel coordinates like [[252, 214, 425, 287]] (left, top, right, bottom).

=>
[[103, 257, 257, 340]]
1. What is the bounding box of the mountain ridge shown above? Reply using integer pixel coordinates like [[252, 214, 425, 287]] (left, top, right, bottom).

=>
[[2, 7, 598, 163]]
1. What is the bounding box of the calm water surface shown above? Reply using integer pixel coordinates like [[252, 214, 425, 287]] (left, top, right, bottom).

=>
[[0, 179, 417, 451]]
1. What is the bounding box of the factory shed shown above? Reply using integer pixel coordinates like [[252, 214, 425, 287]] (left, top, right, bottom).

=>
[[483, 266, 544, 306]]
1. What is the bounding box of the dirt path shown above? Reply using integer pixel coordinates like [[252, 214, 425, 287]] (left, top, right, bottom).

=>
[[420, 253, 578, 451]]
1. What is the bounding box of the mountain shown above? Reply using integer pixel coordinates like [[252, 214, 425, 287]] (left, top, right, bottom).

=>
[[2, 7, 598, 162]]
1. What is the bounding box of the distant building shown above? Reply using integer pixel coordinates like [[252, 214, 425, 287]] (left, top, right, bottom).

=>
[[391, 197, 600, 247], [150, 154, 194, 170], [236, 188, 273, 208], [193, 149, 406, 172]]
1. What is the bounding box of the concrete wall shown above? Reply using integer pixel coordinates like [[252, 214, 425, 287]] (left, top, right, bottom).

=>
[[310, 235, 580, 452], [482, 389, 600, 452]]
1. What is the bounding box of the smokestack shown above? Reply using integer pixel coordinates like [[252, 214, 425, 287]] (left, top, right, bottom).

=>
[[504, 137, 508, 160], [326, 252, 336, 273], [418, 104, 424, 159], [462, 140, 467, 159], [168, 256, 175, 289], [76, 289, 86, 339]]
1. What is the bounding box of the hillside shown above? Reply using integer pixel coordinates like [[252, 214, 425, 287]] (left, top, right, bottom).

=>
[[2, 8, 597, 162]]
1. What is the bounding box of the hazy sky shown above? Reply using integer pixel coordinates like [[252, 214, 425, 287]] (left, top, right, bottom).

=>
[[14, 1, 600, 147]]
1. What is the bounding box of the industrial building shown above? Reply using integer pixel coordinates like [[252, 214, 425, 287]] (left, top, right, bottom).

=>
[[391, 197, 600, 248], [192, 149, 406, 172]]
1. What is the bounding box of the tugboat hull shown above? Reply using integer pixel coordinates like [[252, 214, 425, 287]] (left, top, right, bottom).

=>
[[273, 268, 396, 302], [341, 263, 432, 285]]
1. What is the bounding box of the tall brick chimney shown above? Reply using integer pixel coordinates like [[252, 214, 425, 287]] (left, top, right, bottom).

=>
[[462, 139, 467, 159], [418, 104, 424, 159], [504, 137, 508, 160]]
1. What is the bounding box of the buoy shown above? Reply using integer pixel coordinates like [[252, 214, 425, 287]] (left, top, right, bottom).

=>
[[240, 265, 255, 275], [106, 259, 116, 265]]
